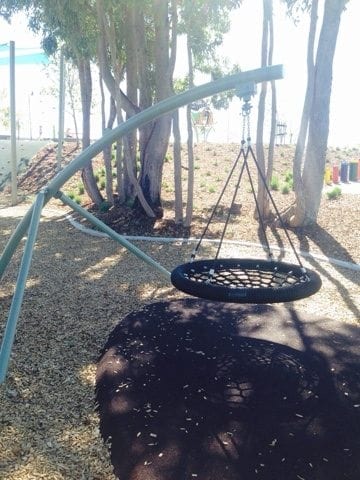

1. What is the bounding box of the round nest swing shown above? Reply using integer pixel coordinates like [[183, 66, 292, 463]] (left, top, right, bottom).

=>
[[171, 258, 322, 304], [171, 87, 322, 304]]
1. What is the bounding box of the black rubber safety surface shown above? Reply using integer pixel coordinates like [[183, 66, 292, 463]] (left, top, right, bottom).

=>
[[96, 299, 360, 480]]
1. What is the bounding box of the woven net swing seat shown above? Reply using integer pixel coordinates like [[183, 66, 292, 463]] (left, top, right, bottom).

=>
[[171, 87, 321, 304], [171, 258, 321, 304]]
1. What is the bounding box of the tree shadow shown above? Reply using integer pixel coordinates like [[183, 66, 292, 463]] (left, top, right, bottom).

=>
[[293, 227, 360, 320], [294, 223, 359, 278], [96, 299, 360, 480]]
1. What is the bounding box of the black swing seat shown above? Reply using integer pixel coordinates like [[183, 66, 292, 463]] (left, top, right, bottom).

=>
[[171, 258, 322, 304]]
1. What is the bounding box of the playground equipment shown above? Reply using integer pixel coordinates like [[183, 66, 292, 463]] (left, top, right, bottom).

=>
[[349, 161, 359, 182], [171, 83, 321, 303], [324, 164, 332, 185], [340, 161, 349, 183], [0, 65, 300, 383], [191, 102, 214, 142]]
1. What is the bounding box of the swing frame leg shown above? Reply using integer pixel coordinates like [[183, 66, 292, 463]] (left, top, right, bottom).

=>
[[0, 191, 45, 383]]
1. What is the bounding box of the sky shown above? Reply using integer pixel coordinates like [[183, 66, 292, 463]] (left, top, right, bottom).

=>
[[0, 1, 359, 146]]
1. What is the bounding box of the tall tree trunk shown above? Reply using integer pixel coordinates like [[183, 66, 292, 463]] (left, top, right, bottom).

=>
[[266, 4, 276, 188], [101, 86, 116, 205], [255, 0, 272, 220], [285, 0, 318, 226], [184, 37, 195, 227], [78, 58, 103, 206], [123, 3, 138, 201], [301, 0, 346, 224], [137, 0, 172, 217], [170, 0, 183, 224], [172, 109, 183, 224], [66, 67, 80, 148], [288, 0, 346, 226]]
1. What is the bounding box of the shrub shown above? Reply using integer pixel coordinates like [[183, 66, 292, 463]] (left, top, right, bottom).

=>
[[67, 191, 75, 200], [326, 186, 342, 200], [99, 178, 106, 190], [270, 176, 280, 191], [284, 171, 293, 183], [281, 184, 290, 194], [77, 182, 85, 195]]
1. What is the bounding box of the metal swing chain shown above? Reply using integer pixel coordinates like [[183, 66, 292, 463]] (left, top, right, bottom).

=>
[[241, 97, 305, 270], [241, 100, 251, 146], [240, 101, 275, 261]]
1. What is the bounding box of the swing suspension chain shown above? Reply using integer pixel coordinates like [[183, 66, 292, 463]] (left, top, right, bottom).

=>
[[191, 95, 305, 271], [240, 103, 274, 261], [191, 148, 244, 261], [171, 89, 322, 304], [240, 97, 305, 269], [241, 100, 252, 145]]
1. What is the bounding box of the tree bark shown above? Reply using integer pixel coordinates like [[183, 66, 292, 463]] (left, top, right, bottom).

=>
[[255, 0, 271, 220], [287, 0, 346, 226], [285, 0, 318, 227], [137, 0, 172, 216], [172, 109, 183, 224], [123, 3, 138, 201], [184, 37, 195, 228], [78, 58, 103, 206], [266, 4, 276, 188], [301, 0, 346, 224]]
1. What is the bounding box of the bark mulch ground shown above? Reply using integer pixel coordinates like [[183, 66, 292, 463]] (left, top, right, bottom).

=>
[[0, 142, 359, 479]]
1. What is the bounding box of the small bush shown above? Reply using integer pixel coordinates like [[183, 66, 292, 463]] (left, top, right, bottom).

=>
[[77, 182, 85, 195], [270, 176, 280, 191], [99, 178, 106, 190], [281, 184, 290, 194], [67, 191, 75, 200], [326, 186, 342, 200], [74, 195, 82, 205], [284, 171, 293, 183]]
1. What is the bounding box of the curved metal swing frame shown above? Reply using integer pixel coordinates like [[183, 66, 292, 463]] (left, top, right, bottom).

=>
[[171, 90, 322, 304], [0, 66, 284, 383]]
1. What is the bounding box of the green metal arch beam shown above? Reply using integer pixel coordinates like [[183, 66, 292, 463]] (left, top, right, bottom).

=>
[[46, 65, 283, 199], [0, 65, 283, 278]]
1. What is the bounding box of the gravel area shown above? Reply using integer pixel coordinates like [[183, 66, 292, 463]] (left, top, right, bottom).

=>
[[0, 142, 359, 479]]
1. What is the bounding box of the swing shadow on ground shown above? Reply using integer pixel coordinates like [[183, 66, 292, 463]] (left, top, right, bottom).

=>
[[96, 299, 360, 480]]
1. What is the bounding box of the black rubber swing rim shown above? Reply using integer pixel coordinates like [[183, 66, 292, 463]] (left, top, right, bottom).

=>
[[171, 258, 322, 304]]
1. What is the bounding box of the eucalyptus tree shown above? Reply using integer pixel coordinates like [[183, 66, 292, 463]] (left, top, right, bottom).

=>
[[282, 0, 349, 226], [255, 0, 276, 220], [95, 0, 176, 217], [177, 0, 243, 226], [0, 0, 103, 204]]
